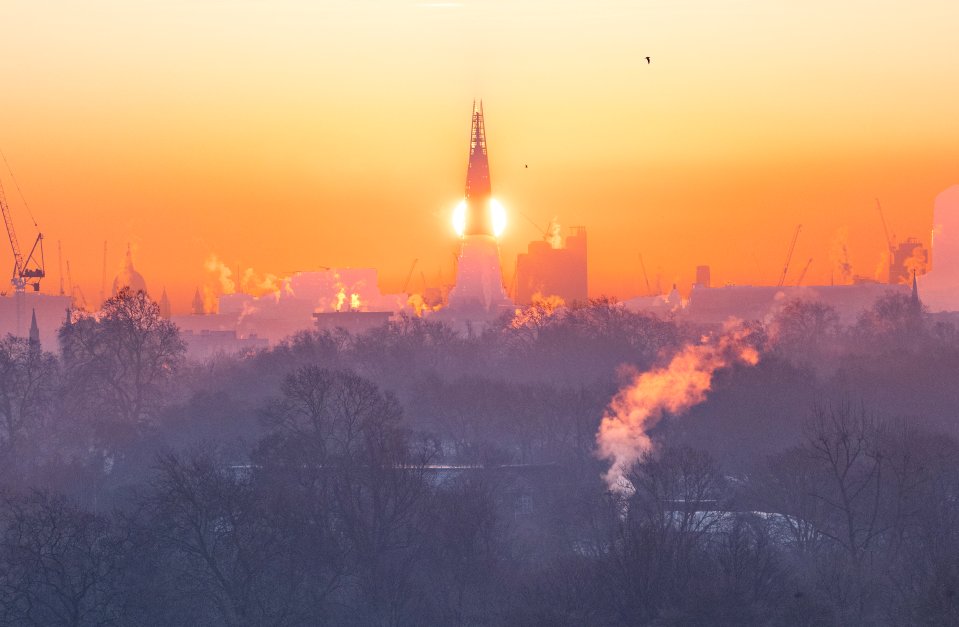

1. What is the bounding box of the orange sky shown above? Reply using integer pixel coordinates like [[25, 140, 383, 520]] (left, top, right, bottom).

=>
[[0, 0, 957, 311]]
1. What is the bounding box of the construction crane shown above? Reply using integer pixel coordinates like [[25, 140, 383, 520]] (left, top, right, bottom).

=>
[[66, 259, 88, 311], [402, 258, 419, 293], [638, 253, 652, 295], [0, 178, 44, 292], [795, 258, 813, 287], [776, 224, 802, 287], [875, 198, 894, 253]]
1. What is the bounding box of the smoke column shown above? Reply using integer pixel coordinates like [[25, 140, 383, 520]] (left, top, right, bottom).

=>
[[596, 325, 760, 492]]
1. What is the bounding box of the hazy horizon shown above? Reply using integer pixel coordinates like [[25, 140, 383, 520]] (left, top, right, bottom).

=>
[[1, 0, 957, 312]]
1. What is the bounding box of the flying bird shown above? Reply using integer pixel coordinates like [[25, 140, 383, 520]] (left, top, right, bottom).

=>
[[645, 56, 651, 64], [524, 164, 528, 168]]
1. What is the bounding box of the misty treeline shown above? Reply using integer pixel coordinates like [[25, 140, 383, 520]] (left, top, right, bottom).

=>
[[1, 288, 959, 625]]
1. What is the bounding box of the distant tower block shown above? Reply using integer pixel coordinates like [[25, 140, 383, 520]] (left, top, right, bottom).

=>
[[695, 265, 711, 288], [515, 227, 588, 305], [918, 185, 959, 311]]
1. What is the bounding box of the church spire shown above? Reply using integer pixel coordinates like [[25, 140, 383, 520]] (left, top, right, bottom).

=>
[[911, 269, 920, 308], [28, 308, 39, 348], [159, 287, 172, 319], [192, 288, 205, 315]]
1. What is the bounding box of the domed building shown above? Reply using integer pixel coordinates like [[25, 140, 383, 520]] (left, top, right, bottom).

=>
[[112, 244, 148, 296]]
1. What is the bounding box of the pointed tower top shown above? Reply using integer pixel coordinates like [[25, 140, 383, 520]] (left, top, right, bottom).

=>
[[465, 100, 491, 201], [159, 287, 172, 319], [911, 270, 920, 307], [192, 288, 205, 315], [28, 308, 40, 346]]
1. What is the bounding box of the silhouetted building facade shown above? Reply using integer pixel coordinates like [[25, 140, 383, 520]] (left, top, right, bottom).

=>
[[695, 265, 711, 288], [515, 226, 587, 305]]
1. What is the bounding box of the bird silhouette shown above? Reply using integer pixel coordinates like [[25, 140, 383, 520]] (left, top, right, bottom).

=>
[[524, 164, 528, 168], [645, 56, 651, 64]]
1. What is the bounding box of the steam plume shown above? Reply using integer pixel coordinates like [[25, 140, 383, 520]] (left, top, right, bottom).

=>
[[510, 292, 565, 329], [546, 217, 562, 249], [596, 324, 760, 492], [204, 254, 236, 294]]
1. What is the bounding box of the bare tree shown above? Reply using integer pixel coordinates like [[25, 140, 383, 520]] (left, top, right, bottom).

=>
[[0, 491, 122, 626], [257, 367, 431, 624], [59, 288, 185, 428], [135, 448, 339, 626], [751, 447, 829, 554], [0, 336, 57, 471], [804, 404, 887, 562], [769, 299, 842, 367]]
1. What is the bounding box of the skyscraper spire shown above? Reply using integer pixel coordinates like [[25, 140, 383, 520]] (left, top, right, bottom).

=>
[[464, 100, 493, 236], [444, 101, 512, 322], [466, 100, 491, 200]]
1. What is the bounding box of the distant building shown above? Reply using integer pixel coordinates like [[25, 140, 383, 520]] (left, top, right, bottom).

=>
[[172, 268, 404, 348], [313, 310, 392, 335], [0, 293, 72, 349], [919, 185, 959, 311], [444, 101, 513, 323], [180, 329, 269, 360], [112, 244, 148, 296], [192, 289, 205, 315], [695, 265, 711, 288], [682, 283, 908, 325], [158, 288, 172, 319], [514, 226, 588, 306]]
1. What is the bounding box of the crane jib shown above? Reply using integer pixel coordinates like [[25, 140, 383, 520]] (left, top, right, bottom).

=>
[[0, 177, 45, 291]]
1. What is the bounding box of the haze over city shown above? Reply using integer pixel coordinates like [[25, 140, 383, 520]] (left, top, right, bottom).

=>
[[2, 2, 959, 625], [1, 0, 957, 311]]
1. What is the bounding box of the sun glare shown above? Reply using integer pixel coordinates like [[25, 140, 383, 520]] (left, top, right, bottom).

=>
[[452, 200, 467, 237], [452, 198, 507, 238], [491, 199, 507, 238]]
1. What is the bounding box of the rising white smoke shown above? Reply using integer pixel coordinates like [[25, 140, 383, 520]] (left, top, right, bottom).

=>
[[546, 217, 562, 249], [596, 323, 760, 492], [204, 254, 236, 294]]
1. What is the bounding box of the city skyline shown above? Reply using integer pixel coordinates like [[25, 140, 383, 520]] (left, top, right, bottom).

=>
[[0, 0, 957, 312]]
